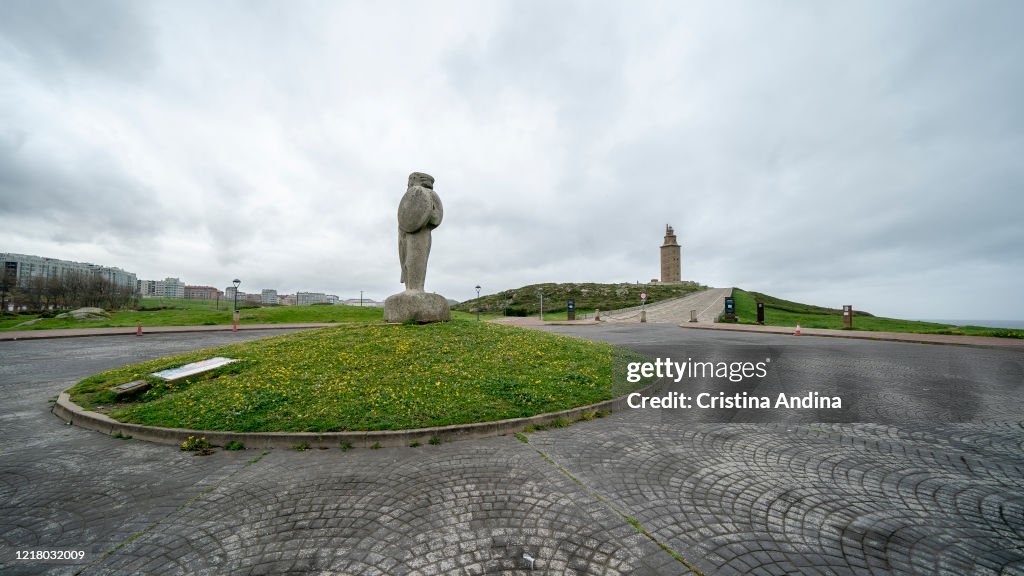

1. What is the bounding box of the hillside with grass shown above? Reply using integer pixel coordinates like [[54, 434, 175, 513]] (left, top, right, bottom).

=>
[[732, 288, 1022, 338], [453, 282, 705, 316]]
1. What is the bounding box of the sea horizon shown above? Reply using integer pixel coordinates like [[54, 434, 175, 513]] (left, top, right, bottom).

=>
[[914, 318, 1024, 330]]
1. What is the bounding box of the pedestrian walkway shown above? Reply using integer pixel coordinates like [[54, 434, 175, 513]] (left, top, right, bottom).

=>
[[600, 287, 732, 324], [680, 321, 1024, 349], [0, 323, 337, 341]]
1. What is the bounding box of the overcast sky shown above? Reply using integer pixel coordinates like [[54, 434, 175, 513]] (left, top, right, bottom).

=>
[[1, 0, 1021, 319]]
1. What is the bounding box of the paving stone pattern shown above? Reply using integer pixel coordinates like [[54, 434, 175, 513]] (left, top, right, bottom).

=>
[[1, 328, 1023, 575]]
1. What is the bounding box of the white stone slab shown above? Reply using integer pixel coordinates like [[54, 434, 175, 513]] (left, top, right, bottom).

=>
[[151, 357, 238, 381]]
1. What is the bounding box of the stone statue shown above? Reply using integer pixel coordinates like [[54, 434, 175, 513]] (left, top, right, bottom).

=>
[[398, 172, 443, 292], [383, 172, 451, 323]]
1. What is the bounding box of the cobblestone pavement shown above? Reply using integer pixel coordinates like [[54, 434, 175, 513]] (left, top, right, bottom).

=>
[[1, 327, 1023, 575]]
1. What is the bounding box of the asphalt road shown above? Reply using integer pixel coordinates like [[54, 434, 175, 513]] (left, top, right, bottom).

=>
[[1, 326, 1022, 575]]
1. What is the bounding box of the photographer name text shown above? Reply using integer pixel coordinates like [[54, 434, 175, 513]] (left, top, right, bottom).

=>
[[626, 357, 842, 410]]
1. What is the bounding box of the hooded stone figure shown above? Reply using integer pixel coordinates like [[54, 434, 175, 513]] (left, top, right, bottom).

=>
[[384, 172, 451, 323], [398, 172, 443, 292]]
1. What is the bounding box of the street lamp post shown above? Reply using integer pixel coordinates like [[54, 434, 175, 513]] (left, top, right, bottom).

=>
[[475, 285, 481, 321], [232, 278, 241, 332], [537, 287, 543, 321]]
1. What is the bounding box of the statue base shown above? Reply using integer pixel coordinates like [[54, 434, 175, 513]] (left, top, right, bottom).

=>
[[384, 291, 451, 324]]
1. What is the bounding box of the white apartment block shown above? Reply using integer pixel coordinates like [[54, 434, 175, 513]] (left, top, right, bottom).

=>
[[296, 292, 341, 306], [296, 292, 327, 306], [156, 278, 185, 299], [261, 289, 278, 305], [343, 298, 384, 307], [139, 277, 185, 299]]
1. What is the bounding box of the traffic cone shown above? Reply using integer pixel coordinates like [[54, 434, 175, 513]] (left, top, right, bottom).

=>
[[794, 322, 801, 336]]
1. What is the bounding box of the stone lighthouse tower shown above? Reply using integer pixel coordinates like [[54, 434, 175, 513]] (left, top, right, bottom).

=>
[[660, 224, 681, 283]]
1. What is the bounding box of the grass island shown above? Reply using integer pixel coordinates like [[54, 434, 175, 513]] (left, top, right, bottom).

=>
[[67, 320, 651, 433]]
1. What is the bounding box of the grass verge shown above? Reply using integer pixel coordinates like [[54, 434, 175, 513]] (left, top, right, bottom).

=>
[[0, 300, 383, 331]]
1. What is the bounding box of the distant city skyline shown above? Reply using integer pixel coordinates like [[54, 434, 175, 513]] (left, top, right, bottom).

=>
[[2, 2, 1022, 319], [2, 252, 366, 303]]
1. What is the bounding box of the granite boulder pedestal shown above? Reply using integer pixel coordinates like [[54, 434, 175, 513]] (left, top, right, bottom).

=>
[[384, 290, 451, 324]]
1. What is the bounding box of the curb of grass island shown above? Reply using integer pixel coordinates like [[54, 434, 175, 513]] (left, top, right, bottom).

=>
[[52, 378, 668, 449]]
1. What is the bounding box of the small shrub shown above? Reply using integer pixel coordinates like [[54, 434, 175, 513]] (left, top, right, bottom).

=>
[[428, 436, 442, 445], [515, 433, 529, 444], [293, 442, 310, 451], [549, 418, 569, 428], [339, 441, 352, 451], [181, 436, 213, 455], [370, 442, 381, 449], [580, 411, 597, 421], [224, 440, 245, 451], [112, 431, 132, 440], [409, 440, 421, 448]]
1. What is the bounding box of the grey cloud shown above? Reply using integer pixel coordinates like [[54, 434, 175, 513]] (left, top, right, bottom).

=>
[[0, 128, 164, 241], [0, 0, 157, 83]]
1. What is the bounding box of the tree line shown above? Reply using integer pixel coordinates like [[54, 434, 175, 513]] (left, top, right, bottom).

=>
[[0, 269, 137, 312]]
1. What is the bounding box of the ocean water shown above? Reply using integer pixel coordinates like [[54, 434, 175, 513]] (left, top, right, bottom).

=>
[[915, 319, 1024, 330]]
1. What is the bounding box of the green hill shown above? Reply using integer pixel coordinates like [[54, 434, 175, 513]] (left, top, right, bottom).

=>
[[454, 282, 704, 316], [745, 290, 874, 318], [733, 288, 1022, 338]]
